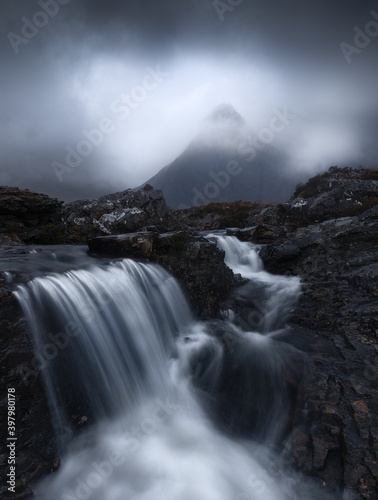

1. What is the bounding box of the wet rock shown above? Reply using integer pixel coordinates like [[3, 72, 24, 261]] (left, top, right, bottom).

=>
[[1, 167, 377, 499], [225, 227, 257, 241], [0, 187, 64, 244], [63, 185, 172, 243], [0, 234, 24, 249], [259, 203, 378, 498], [88, 232, 157, 258], [0, 288, 57, 499], [246, 167, 378, 243], [89, 231, 242, 319]]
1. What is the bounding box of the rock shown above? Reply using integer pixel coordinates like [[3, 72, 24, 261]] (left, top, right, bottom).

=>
[[246, 167, 378, 243], [0, 187, 64, 244], [88, 232, 158, 258], [0, 233, 24, 249], [63, 185, 172, 243], [89, 231, 242, 319], [0, 286, 57, 499], [225, 227, 257, 241], [174, 201, 264, 231], [292, 176, 378, 223], [1, 167, 377, 499], [259, 203, 378, 498]]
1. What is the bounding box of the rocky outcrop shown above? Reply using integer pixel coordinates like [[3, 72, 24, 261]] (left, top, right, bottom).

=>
[[0, 187, 64, 244], [245, 167, 378, 243], [0, 184, 174, 246], [259, 205, 378, 499], [0, 275, 58, 500], [88, 231, 242, 319], [63, 184, 173, 243]]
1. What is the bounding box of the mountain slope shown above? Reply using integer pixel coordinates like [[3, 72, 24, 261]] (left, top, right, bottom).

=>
[[145, 104, 298, 209]]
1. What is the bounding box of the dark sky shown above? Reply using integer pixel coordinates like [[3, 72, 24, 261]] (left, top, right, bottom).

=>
[[1, 0, 378, 201]]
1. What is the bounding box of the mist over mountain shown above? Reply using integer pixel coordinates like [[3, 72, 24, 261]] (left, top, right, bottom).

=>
[[2, 2, 377, 200], [145, 104, 300, 209]]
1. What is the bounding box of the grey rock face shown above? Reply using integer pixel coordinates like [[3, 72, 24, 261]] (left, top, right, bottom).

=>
[[245, 168, 378, 243], [63, 185, 172, 243], [259, 205, 378, 498], [0, 272, 58, 500]]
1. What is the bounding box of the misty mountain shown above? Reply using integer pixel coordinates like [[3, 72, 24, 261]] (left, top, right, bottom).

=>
[[145, 104, 299, 209]]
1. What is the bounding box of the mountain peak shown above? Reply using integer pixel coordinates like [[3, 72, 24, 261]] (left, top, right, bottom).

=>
[[193, 103, 248, 151], [206, 104, 245, 126], [144, 104, 295, 209]]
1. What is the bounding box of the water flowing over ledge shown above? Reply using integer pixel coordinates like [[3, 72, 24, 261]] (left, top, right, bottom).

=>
[[14, 237, 333, 500], [206, 234, 301, 333]]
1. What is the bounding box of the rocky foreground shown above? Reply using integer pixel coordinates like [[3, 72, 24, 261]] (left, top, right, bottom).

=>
[[260, 206, 378, 498], [0, 166, 377, 499]]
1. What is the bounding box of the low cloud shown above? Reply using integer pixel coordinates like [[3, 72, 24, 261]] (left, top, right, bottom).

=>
[[1, 0, 377, 200]]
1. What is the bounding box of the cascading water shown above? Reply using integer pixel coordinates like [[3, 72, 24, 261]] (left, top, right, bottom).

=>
[[15, 239, 333, 500], [15, 259, 192, 441], [207, 234, 301, 333]]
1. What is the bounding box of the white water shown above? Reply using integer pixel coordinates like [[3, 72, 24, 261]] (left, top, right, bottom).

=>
[[16, 260, 192, 439], [15, 239, 332, 500], [207, 235, 301, 333]]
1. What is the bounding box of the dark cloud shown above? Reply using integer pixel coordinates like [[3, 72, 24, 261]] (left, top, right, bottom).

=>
[[1, 0, 377, 201]]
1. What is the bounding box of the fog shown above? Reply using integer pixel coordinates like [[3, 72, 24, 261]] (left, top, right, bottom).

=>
[[1, 0, 377, 201]]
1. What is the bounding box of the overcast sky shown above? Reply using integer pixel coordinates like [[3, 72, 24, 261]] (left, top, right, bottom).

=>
[[1, 0, 377, 201]]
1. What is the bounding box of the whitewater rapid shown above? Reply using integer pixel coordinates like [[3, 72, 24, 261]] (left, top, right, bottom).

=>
[[206, 234, 301, 333]]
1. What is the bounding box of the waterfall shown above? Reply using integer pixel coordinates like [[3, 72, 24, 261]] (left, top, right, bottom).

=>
[[206, 235, 301, 333], [207, 235, 264, 277], [15, 241, 331, 500], [15, 259, 192, 437]]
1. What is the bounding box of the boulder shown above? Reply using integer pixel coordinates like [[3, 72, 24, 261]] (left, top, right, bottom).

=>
[[63, 185, 173, 243], [0, 187, 64, 244], [246, 167, 378, 243]]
